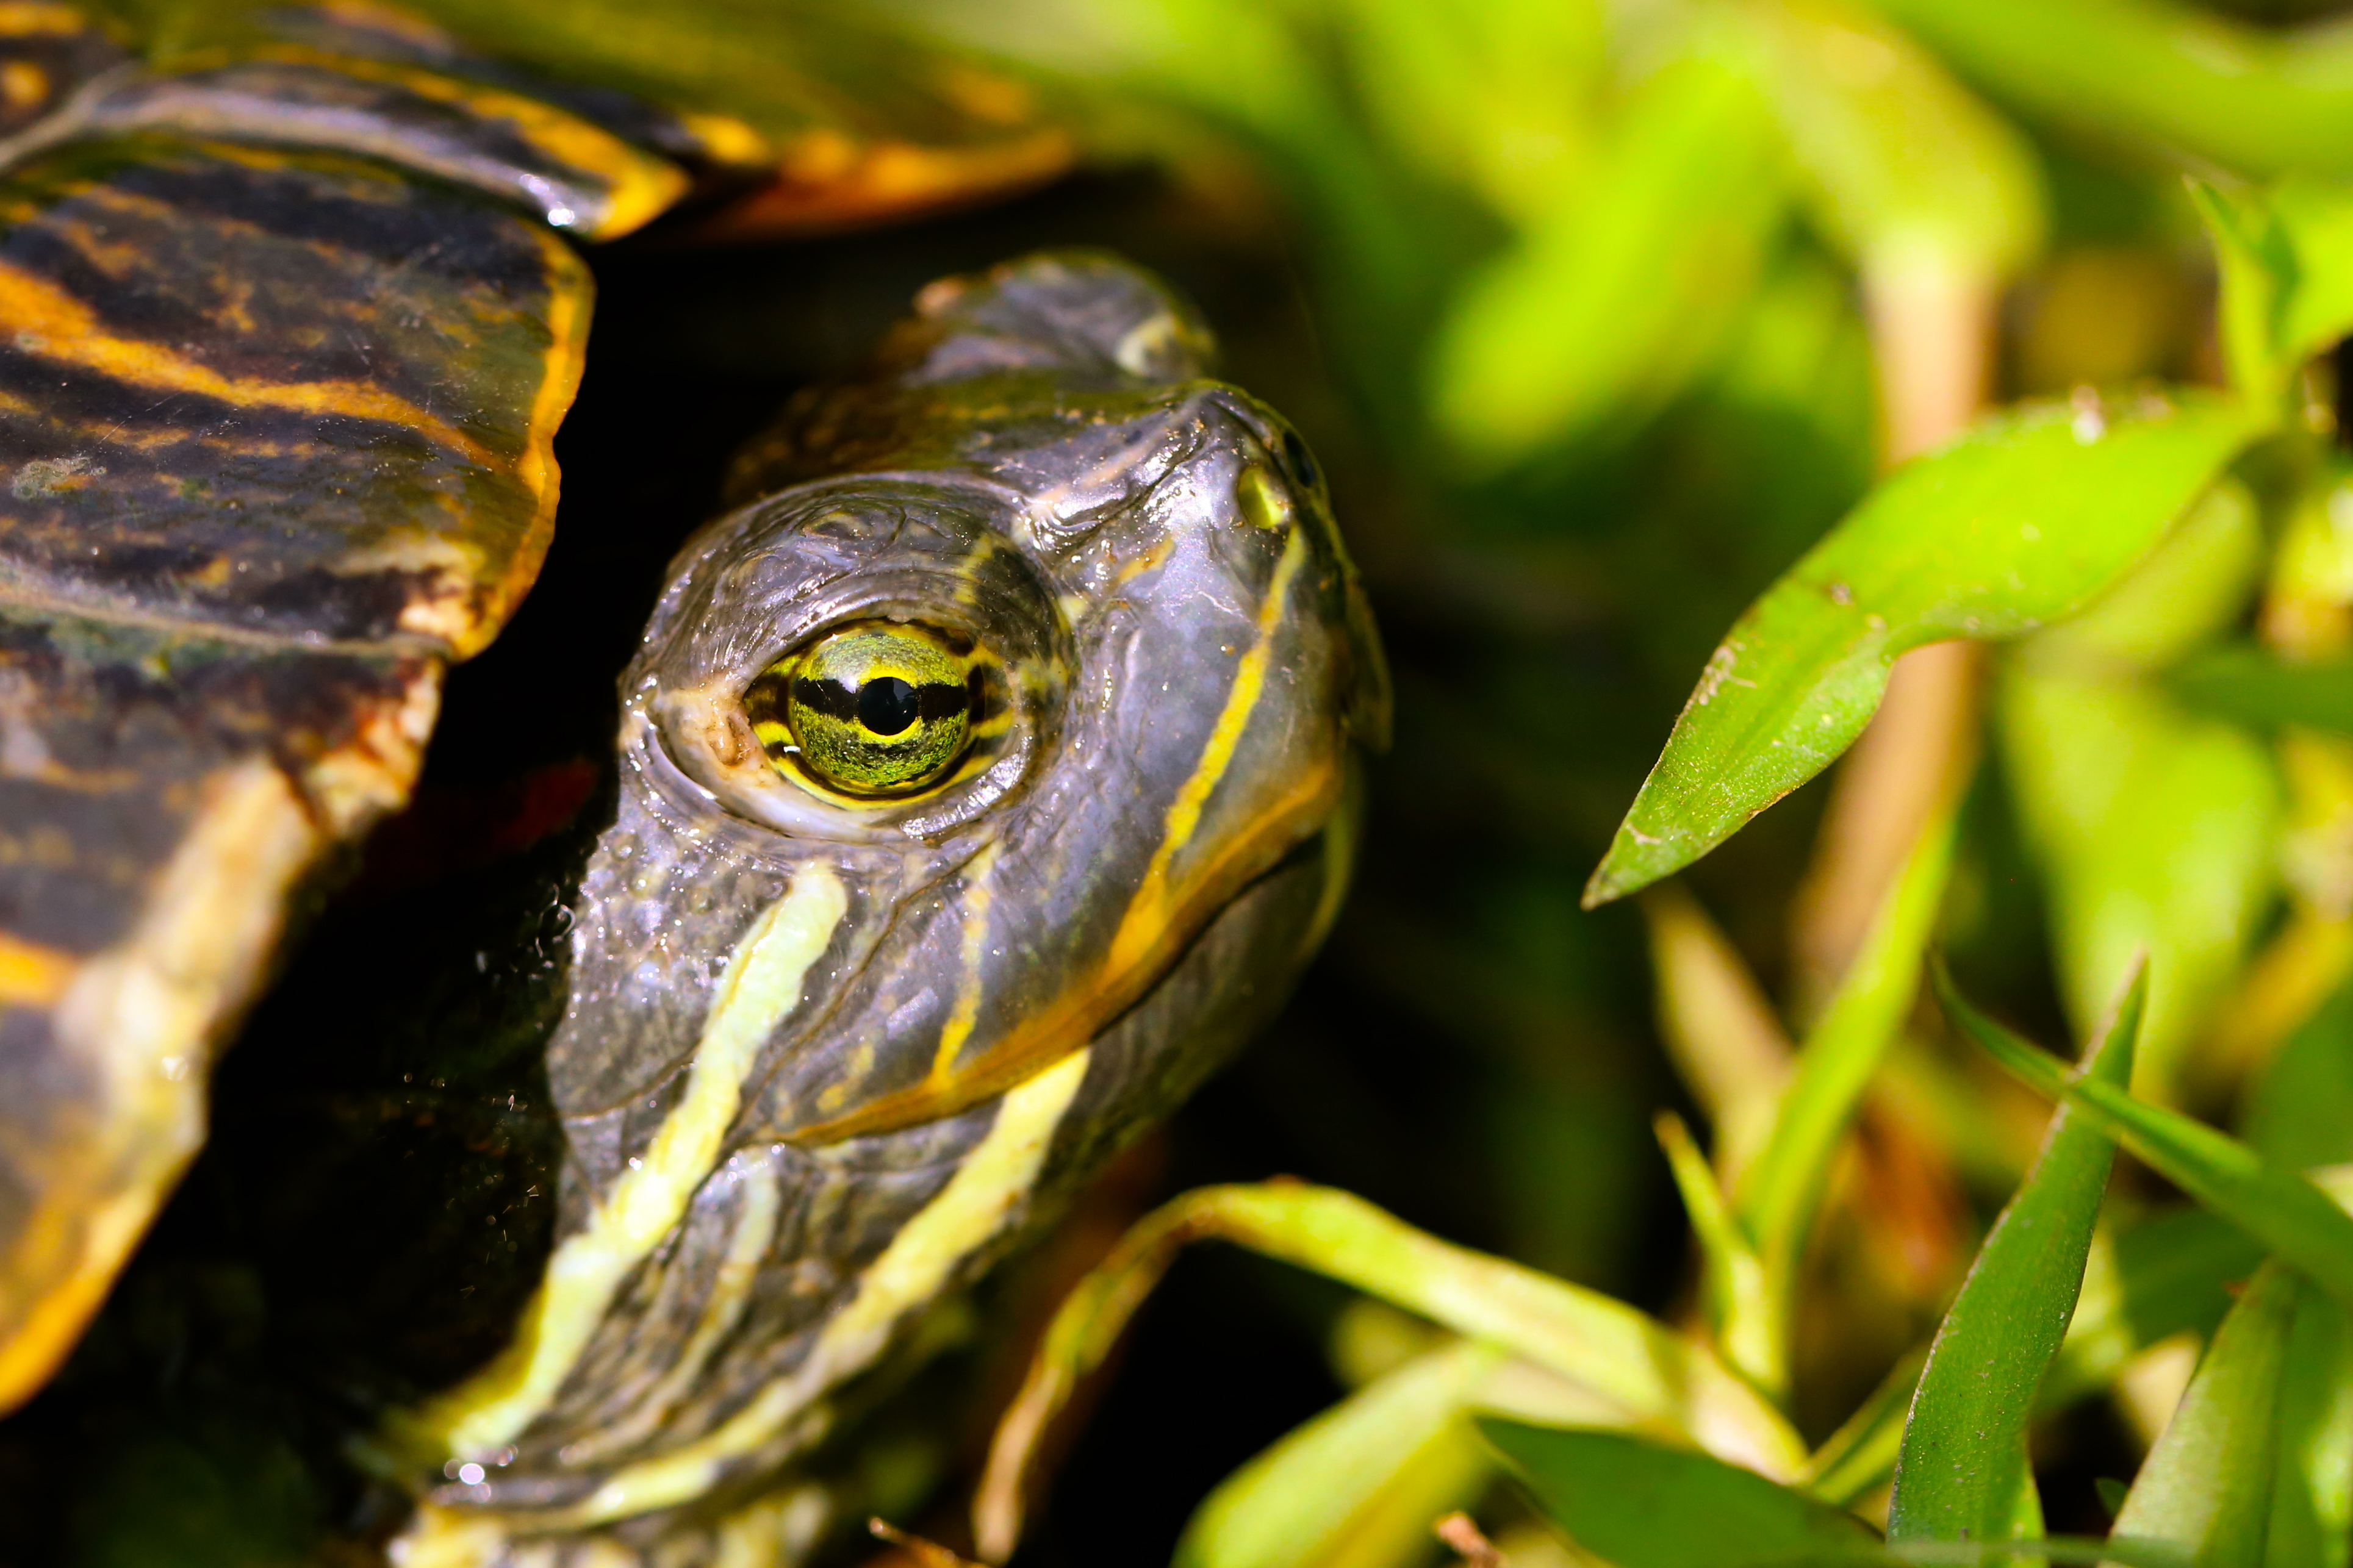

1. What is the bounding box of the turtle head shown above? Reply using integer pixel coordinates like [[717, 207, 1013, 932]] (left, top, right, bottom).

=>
[[413, 254, 1385, 1536]]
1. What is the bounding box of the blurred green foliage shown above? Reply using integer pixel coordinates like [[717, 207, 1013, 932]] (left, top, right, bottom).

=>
[[877, 0, 2353, 1564]]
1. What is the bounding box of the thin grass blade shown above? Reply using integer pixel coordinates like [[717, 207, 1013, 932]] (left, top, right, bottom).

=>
[[1935, 963, 2353, 1308], [1738, 801, 1958, 1302], [1173, 1341, 1500, 1568], [970, 1182, 1804, 1560], [1641, 884, 1793, 1184], [1888, 962, 2145, 1545], [2110, 1261, 2302, 1567], [1658, 1112, 1783, 1398], [2265, 1286, 2353, 1568]]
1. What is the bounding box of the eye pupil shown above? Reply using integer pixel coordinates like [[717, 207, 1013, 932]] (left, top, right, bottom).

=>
[[858, 676, 919, 736]]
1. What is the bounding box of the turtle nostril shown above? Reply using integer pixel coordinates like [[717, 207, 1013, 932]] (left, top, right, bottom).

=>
[[858, 676, 919, 736]]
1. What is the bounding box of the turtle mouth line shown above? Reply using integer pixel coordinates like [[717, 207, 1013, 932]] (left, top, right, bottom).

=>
[[777, 751, 1344, 1148]]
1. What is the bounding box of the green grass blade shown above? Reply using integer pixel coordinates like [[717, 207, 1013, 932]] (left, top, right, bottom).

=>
[[1888, 962, 2144, 1545], [1483, 1411, 2207, 1568], [1800, 1348, 1927, 1508], [1484, 1423, 2221, 1568], [1934, 964, 2353, 1308], [1658, 1112, 1783, 1398], [1173, 1341, 1498, 1568], [1640, 884, 1794, 1185], [2171, 646, 2353, 739], [2042, 1209, 2266, 1411], [2110, 1261, 2302, 1567], [1481, 1423, 1877, 1568], [1582, 393, 2260, 907], [2264, 1286, 2353, 1568], [1738, 803, 1958, 1300], [971, 1181, 1806, 1559]]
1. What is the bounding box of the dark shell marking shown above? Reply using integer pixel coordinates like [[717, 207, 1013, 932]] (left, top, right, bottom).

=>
[[0, 4, 612, 1413]]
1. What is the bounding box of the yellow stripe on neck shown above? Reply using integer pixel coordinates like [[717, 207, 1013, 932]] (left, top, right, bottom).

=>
[[537, 1046, 1094, 1531], [418, 868, 847, 1459], [550, 1150, 786, 1471]]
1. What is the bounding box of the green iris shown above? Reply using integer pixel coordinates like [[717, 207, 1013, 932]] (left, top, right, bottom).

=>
[[746, 621, 976, 797]]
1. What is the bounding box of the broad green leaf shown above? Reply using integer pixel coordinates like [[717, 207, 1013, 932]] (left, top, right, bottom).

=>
[[1481, 1423, 1877, 1568], [1428, 48, 1786, 465], [2110, 1261, 2302, 1568], [1888, 965, 2144, 1545], [1174, 1341, 1498, 1568], [2044, 1209, 2266, 1410], [2247, 976, 2353, 1173], [1935, 965, 2353, 1309], [2266, 1287, 2353, 1568], [972, 1182, 1806, 1556], [2191, 176, 2353, 409], [2028, 481, 2263, 676], [1584, 393, 2261, 907], [1737, 803, 1957, 1305], [1870, 0, 2353, 181], [2174, 649, 2353, 740], [1997, 667, 2279, 1098], [1731, 0, 2043, 281]]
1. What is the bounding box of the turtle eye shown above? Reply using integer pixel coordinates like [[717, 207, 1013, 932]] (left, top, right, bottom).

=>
[[744, 621, 978, 797]]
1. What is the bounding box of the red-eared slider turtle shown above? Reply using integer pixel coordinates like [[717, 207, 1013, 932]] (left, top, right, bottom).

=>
[[0, 2, 1387, 1561]]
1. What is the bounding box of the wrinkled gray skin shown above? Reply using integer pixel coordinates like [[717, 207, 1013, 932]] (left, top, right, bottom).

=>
[[411, 253, 1387, 1561]]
